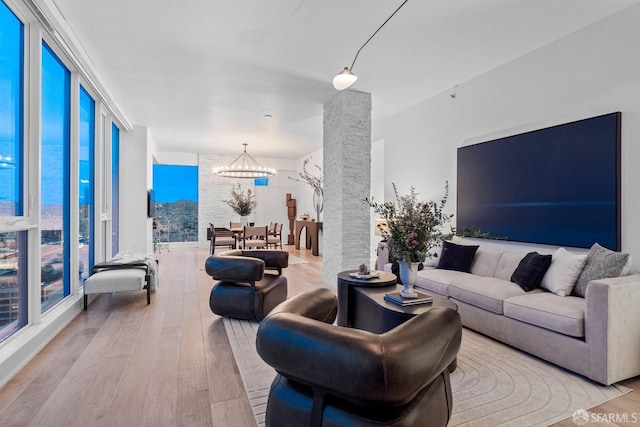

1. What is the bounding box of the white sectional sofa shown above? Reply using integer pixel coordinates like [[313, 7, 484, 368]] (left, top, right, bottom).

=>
[[403, 242, 640, 385]]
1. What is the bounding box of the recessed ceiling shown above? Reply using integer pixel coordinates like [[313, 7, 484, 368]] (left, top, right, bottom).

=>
[[51, 0, 640, 159]]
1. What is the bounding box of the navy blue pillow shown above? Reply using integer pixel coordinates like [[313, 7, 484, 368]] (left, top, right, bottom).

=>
[[511, 252, 553, 291], [437, 241, 479, 273]]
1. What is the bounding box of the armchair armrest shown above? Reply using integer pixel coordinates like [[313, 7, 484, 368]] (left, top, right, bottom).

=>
[[241, 250, 289, 270], [586, 273, 640, 385], [267, 287, 337, 324], [204, 254, 264, 282]]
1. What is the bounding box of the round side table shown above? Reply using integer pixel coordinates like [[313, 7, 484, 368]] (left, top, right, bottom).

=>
[[336, 270, 397, 327]]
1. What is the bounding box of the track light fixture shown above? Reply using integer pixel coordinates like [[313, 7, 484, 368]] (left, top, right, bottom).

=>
[[332, 0, 409, 90]]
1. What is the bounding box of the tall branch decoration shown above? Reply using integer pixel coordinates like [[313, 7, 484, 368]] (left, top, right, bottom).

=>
[[289, 158, 323, 221]]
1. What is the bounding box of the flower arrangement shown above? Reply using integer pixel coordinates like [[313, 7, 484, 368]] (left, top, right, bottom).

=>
[[289, 158, 322, 193], [367, 183, 452, 264], [224, 184, 257, 216]]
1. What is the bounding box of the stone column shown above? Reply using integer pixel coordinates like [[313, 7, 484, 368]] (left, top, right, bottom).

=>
[[322, 90, 372, 286]]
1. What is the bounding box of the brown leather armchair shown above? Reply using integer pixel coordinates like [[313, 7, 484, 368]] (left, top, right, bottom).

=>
[[256, 288, 462, 427], [204, 249, 288, 321]]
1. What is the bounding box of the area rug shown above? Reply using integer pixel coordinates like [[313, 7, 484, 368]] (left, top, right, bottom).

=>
[[223, 319, 630, 427]]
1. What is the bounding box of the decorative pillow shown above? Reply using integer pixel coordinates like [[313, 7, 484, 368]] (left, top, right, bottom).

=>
[[511, 252, 553, 291], [437, 240, 479, 273], [573, 243, 630, 297], [540, 248, 587, 297], [423, 247, 442, 267]]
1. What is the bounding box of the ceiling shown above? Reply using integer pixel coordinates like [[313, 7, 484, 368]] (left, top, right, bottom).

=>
[[50, 0, 640, 159]]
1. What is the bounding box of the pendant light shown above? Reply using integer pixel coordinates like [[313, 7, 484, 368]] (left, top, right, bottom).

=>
[[333, 0, 409, 90]]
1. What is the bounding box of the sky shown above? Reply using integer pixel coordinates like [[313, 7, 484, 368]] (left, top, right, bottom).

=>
[[153, 164, 198, 203]]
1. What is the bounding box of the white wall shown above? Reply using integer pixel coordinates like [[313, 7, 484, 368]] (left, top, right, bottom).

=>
[[120, 126, 156, 254], [287, 149, 324, 251], [290, 148, 324, 220], [155, 151, 198, 166], [197, 154, 298, 246], [370, 139, 385, 266], [378, 3, 640, 262], [253, 170, 296, 239]]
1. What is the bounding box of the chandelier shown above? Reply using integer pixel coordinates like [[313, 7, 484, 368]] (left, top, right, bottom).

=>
[[212, 143, 277, 178]]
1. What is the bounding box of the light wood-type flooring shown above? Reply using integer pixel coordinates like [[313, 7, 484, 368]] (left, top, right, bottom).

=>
[[0, 246, 638, 426]]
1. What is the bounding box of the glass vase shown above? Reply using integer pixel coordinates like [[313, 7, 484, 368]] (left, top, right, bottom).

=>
[[313, 188, 323, 221]]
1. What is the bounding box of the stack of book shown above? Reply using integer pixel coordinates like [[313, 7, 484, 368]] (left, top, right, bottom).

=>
[[384, 291, 433, 307]]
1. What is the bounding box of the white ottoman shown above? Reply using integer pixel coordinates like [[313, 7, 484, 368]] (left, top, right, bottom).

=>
[[83, 260, 155, 310]]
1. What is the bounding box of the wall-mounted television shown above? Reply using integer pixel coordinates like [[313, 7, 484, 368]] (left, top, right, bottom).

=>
[[457, 112, 621, 250]]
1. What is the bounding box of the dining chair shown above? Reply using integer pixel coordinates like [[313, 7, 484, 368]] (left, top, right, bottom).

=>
[[267, 223, 283, 249], [243, 225, 268, 249], [208, 224, 236, 254]]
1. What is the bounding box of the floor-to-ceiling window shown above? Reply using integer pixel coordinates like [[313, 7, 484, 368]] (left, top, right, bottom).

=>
[[79, 86, 94, 281], [111, 123, 119, 256], [0, 0, 136, 384], [152, 165, 198, 243], [0, 0, 27, 342], [40, 42, 70, 312]]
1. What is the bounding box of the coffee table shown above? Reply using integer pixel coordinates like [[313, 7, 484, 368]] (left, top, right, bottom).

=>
[[337, 270, 458, 334]]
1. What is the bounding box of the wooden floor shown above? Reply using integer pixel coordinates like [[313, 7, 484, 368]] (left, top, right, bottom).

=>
[[0, 246, 637, 427]]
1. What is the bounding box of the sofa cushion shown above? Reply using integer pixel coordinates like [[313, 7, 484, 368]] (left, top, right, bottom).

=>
[[511, 252, 553, 291], [494, 252, 527, 281], [415, 268, 474, 296], [541, 248, 586, 297], [573, 243, 630, 297], [469, 248, 504, 277], [503, 293, 585, 338], [448, 276, 535, 314], [437, 241, 479, 273]]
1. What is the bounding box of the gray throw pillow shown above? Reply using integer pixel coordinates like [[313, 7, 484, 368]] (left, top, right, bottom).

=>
[[573, 243, 629, 297]]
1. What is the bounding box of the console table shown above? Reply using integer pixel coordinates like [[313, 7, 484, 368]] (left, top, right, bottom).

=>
[[337, 270, 457, 334], [294, 220, 322, 256]]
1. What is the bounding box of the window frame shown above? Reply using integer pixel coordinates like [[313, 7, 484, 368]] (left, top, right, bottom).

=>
[[78, 84, 95, 281], [0, 0, 25, 222], [0, 0, 28, 341], [111, 123, 120, 256], [39, 39, 72, 313]]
